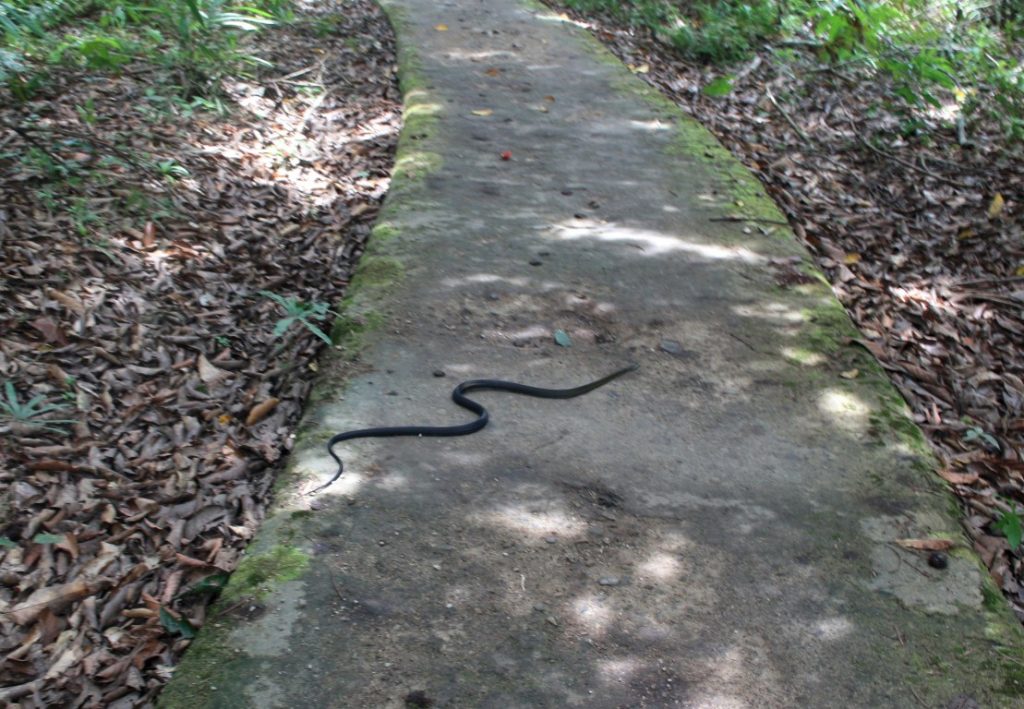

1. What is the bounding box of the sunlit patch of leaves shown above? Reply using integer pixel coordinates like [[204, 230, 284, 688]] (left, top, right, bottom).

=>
[[0, 0, 400, 702]]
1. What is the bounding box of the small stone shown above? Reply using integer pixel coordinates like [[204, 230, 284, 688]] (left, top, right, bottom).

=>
[[598, 576, 621, 586], [433, 370, 446, 377], [533, 603, 547, 612], [544, 535, 558, 544], [486, 292, 500, 301], [405, 690, 434, 708], [928, 551, 949, 569], [546, 616, 559, 626], [529, 259, 543, 266], [561, 188, 573, 195]]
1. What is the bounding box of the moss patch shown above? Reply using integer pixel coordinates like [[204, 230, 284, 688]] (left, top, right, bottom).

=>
[[349, 255, 404, 289], [368, 221, 401, 247], [799, 297, 859, 356], [330, 308, 387, 358], [393, 149, 443, 181], [221, 545, 309, 603], [669, 115, 789, 226], [570, 21, 790, 232], [381, 3, 442, 183], [157, 633, 259, 709], [867, 387, 931, 455]]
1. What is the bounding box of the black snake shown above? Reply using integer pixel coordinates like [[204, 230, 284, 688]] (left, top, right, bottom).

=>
[[311, 363, 638, 493]]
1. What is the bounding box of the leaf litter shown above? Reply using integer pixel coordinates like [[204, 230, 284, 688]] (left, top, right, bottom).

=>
[[547, 3, 1024, 624], [0, 0, 399, 704]]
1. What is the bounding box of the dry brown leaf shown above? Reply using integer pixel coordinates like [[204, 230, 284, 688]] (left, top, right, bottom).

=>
[[175, 553, 211, 568], [938, 469, 980, 485], [143, 221, 156, 249], [895, 538, 956, 551], [9, 579, 94, 625], [246, 397, 280, 426], [122, 608, 157, 619], [197, 354, 229, 384], [46, 288, 86, 315], [45, 635, 86, 679]]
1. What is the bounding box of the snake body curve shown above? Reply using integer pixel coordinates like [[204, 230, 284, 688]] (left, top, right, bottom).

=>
[[312, 363, 638, 493]]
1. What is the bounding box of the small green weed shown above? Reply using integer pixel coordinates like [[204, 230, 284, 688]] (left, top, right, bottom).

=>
[[69, 196, 101, 236], [964, 425, 1001, 452], [260, 290, 335, 345], [0, 380, 75, 433], [76, 97, 97, 125], [155, 159, 189, 180], [994, 509, 1023, 550]]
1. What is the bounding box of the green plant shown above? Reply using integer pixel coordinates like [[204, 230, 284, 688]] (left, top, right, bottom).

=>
[[994, 509, 1023, 550], [19, 146, 73, 180], [2, 0, 282, 100], [0, 380, 75, 433], [672, 0, 781, 63], [76, 96, 97, 125], [69, 196, 101, 235], [162, 0, 276, 97], [155, 158, 189, 179], [52, 33, 134, 69], [259, 290, 335, 344], [0, 533, 63, 548], [964, 425, 1000, 451]]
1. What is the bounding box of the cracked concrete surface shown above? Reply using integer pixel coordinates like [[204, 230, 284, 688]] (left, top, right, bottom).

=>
[[159, 0, 1024, 707]]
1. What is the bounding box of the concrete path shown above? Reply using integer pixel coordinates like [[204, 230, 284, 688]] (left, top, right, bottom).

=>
[[161, 1, 1024, 707]]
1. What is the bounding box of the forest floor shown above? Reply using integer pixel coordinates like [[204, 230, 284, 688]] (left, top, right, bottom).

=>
[[1, 0, 1023, 705], [542, 0, 1024, 623], [0, 0, 398, 705]]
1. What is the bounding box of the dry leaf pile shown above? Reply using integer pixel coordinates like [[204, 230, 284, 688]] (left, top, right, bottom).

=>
[[548, 5, 1024, 623], [0, 1, 399, 705]]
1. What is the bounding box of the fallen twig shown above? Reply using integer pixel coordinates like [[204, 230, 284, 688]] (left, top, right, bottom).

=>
[[709, 215, 789, 226], [765, 87, 810, 143]]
